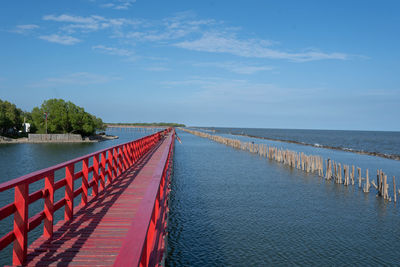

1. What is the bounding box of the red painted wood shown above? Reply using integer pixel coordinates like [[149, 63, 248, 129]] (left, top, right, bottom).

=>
[[24, 132, 172, 266], [28, 189, 44, 204], [100, 151, 106, 191], [93, 154, 99, 197], [0, 128, 171, 266], [28, 211, 45, 231], [0, 203, 16, 221], [44, 172, 54, 238], [54, 178, 66, 191], [108, 148, 114, 183], [113, 132, 174, 267], [65, 164, 75, 221], [82, 158, 89, 206], [13, 183, 29, 266], [0, 231, 15, 251]]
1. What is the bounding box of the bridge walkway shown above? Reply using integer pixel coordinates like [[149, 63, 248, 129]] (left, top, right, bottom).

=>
[[23, 133, 172, 266]]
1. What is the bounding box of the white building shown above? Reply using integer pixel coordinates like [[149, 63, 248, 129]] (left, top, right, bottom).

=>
[[23, 123, 31, 133]]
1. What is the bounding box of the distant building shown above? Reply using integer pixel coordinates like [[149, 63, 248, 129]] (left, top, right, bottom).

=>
[[23, 123, 31, 133]]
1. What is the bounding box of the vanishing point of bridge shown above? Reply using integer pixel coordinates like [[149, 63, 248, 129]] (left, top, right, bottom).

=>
[[0, 128, 175, 266]]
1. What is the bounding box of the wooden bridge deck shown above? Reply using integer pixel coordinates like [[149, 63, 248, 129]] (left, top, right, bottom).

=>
[[24, 136, 171, 266]]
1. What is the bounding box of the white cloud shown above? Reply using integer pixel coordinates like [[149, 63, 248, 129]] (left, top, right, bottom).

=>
[[144, 66, 170, 72], [43, 14, 107, 33], [125, 12, 216, 42], [43, 14, 141, 34], [13, 24, 39, 34], [175, 32, 348, 62], [38, 11, 351, 62], [39, 34, 81, 45], [92, 45, 132, 56], [100, 0, 136, 10], [30, 72, 120, 87], [43, 14, 98, 24], [194, 62, 274, 74], [16, 24, 39, 30]]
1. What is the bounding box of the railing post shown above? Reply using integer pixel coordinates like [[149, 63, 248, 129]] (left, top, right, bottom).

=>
[[113, 148, 119, 178], [65, 164, 74, 221], [93, 154, 99, 196], [100, 151, 106, 191], [44, 172, 54, 238], [108, 149, 113, 183], [123, 145, 128, 171], [140, 238, 148, 267], [138, 140, 142, 158], [82, 159, 89, 205], [126, 144, 132, 167], [116, 148, 121, 175], [147, 209, 156, 264], [13, 183, 29, 266], [119, 147, 123, 171], [133, 142, 138, 163]]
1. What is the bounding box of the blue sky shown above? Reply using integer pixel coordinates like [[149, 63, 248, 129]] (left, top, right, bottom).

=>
[[0, 0, 399, 130]]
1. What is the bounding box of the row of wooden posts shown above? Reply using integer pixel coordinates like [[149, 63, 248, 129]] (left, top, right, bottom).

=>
[[182, 128, 398, 203]]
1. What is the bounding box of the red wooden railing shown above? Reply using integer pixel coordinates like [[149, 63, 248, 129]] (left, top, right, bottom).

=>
[[114, 128, 175, 267], [0, 128, 171, 266]]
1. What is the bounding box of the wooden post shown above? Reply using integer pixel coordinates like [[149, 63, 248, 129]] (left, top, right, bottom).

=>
[[93, 154, 99, 196], [334, 163, 337, 181], [393, 176, 397, 203], [113, 148, 118, 178], [351, 165, 355, 185], [358, 167, 362, 188], [100, 151, 106, 191], [376, 169, 379, 194], [384, 174, 388, 199], [44, 171, 54, 238], [65, 163, 74, 221], [108, 148, 114, 183], [13, 183, 29, 266], [81, 158, 89, 206], [364, 169, 370, 193]]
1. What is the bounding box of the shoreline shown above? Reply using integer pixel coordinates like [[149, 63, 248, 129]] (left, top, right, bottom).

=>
[[0, 134, 118, 144], [227, 132, 400, 161]]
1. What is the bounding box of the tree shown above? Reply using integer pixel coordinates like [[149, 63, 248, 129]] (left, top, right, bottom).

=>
[[0, 99, 23, 135], [31, 99, 105, 136]]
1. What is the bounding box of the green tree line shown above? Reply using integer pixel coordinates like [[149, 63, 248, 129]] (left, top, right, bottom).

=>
[[0, 99, 23, 135], [0, 98, 105, 137]]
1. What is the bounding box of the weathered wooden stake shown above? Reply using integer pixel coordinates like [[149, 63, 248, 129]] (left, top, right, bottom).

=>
[[393, 176, 397, 203], [363, 169, 370, 193]]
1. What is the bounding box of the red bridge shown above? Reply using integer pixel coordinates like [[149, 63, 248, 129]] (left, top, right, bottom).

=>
[[0, 128, 175, 266]]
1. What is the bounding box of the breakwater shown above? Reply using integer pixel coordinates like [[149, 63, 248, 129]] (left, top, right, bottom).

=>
[[232, 133, 400, 161], [181, 128, 398, 203], [201, 127, 400, 161]]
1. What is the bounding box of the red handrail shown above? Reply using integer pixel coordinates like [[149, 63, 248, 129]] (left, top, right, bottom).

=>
[[0, 128, 171, 266], [114, 129, 175, 267]]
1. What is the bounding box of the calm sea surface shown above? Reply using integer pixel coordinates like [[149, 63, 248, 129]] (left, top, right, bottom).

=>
[[167, 129, 400, 266], [1, 127, 400, 266]]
